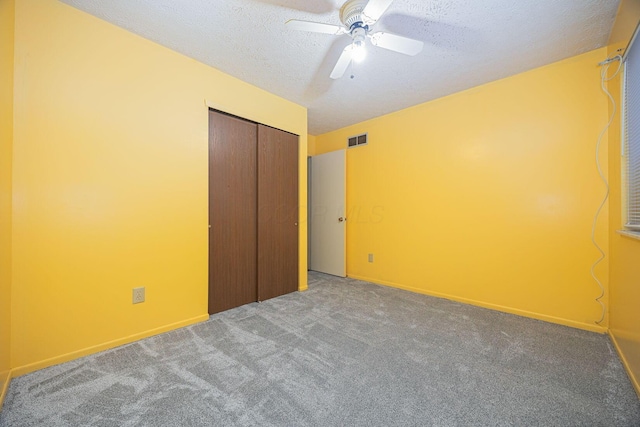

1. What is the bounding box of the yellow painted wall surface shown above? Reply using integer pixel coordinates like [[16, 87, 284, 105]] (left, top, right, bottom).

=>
[[315, 49, 610, 332], [308, 134, 317, 156], [0, 0, 15, 407], [607, 0, 640, 396], [11, 0, 307, 373]]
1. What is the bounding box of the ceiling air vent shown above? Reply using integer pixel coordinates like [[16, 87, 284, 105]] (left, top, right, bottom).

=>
[[348, 133, 368, 148]]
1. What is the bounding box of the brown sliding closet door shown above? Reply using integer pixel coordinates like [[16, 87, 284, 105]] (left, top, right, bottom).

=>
[[257, 124, 299, 301], [208, 111, 257, 314]]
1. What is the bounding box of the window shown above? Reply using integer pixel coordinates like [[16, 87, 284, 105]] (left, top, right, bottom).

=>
[[624, 25, 640, 230]]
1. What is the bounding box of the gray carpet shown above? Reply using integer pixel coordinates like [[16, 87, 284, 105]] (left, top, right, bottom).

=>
[[1, 272, 639, 426]]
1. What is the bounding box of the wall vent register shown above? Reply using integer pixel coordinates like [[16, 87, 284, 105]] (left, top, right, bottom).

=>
[[348, 133, 368, 147]]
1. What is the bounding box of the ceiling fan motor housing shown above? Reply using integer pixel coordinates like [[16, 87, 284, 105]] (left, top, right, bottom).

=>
[[340, 0, 369, 30]]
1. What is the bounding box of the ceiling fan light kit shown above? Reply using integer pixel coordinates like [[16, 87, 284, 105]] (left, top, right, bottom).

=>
[[351, 27, 367, 62], [286, 0, 424, 79]]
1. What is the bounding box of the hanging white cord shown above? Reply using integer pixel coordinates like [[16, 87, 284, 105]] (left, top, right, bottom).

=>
[[592, 55, 623, 324]]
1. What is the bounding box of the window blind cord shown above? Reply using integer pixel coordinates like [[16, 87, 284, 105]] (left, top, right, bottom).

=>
[[592, 54, 623, 325]]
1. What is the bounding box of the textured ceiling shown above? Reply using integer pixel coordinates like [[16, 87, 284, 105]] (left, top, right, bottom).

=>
[[60, 0, 620, 135]]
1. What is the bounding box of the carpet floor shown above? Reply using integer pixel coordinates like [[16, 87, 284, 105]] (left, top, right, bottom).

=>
[[1, 272, 639, 426]]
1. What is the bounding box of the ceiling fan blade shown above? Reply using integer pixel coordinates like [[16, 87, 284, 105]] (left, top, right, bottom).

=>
[[286, 19, 346, 35], [362, 0, 395, 24], [369, 32, 424, 56], [330, 45, 354, 79]]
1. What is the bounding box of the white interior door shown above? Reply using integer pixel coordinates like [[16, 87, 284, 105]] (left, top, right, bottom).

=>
[[310, 150, 346, 277]]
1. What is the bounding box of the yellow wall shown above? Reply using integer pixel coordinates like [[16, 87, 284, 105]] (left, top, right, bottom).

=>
[[10, 0, 307, 375], [0, 0, 15, 409], [607, 0, 640, 396], [308, 134, 317, 156], [315, 49, 610, 332]]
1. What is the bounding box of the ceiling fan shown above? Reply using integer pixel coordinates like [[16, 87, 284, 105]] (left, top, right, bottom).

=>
[[286, 0, 424, 79]]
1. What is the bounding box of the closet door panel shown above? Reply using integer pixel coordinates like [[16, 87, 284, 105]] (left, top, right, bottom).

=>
[[209, 111, 258, 314], [257, 125, 299, 301]]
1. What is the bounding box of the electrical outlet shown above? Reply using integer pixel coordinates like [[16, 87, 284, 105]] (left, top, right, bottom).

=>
[[132, 287, 145, 304], [368, 253, 374, 263]]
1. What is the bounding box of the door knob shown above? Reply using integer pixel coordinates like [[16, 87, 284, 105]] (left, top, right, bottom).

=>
[[338, 217, 344, 222]]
